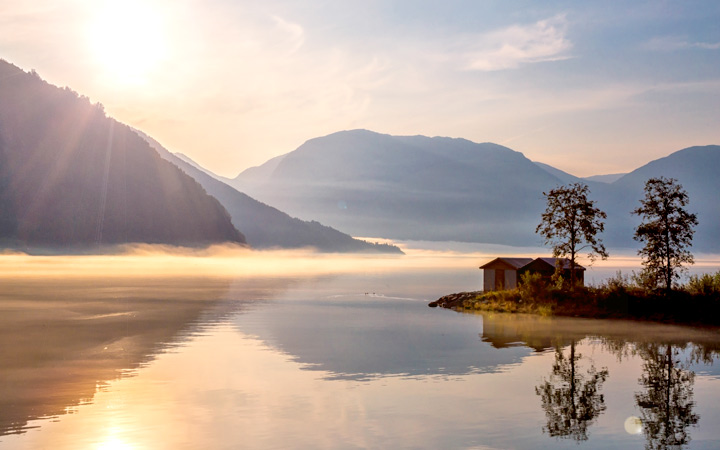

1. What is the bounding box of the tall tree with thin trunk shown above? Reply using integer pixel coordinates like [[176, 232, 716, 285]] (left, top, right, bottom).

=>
[[536, 183, 608, 288], [633, 177, 698, 292]]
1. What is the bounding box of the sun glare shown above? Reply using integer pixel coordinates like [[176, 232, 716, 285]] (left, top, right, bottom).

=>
[[88, 1, 168, 86]]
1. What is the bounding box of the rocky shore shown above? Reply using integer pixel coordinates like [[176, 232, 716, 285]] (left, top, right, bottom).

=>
[[428, 291, 481, 309]]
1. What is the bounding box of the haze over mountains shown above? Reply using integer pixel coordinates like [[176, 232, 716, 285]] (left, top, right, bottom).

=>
[[225, 130, 720, 252], [140, 132, 401, 253], [0, 59, 399, 253], [0, 59, 243, 250], [2, 57, 716, 254], [227, 130, 557, 245]]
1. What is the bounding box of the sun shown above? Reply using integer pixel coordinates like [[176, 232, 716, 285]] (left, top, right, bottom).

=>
[[88, 0, 168, 86]]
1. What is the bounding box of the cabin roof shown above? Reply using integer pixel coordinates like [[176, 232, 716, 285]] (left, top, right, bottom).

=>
[[479, 257, 585, 271], [479, 257, 533, 270], [532, 257, 585, 271]]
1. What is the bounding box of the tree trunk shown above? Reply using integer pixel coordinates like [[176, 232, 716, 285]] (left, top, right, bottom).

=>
[[570, 222, 577, 290], [665, 345, 672, 441], [570, 342, 576, 418], [664, 201, 672, 293]]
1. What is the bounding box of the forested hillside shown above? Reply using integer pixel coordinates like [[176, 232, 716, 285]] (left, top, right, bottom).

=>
[[0, 60, 244, 249]]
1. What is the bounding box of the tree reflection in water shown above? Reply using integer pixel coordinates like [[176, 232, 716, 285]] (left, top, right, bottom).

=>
[[635, 343, 699, 450], [535, 341, 609, 441], [478, 312, 717, 447]]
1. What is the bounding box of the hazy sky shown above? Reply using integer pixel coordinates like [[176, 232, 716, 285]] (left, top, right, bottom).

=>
[[1, 0, 719, 177]]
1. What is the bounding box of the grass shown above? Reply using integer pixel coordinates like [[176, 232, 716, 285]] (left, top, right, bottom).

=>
[[456, 271, 720, 326]]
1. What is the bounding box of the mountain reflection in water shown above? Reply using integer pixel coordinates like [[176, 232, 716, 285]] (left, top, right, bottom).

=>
[[1, 257, 720, 449], [0, 273, 298, 438]]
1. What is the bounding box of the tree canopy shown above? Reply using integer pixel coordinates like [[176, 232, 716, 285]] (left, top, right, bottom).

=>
[[536, 183, 608, 287], [633, 177, 698, 292]]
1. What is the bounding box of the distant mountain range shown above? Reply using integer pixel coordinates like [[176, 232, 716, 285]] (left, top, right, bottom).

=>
[[0, 59, 243, 250], [222, 129, 720, 252], [534, 162, 626, 185], [140, 133, 401, 253], [0, 59, 400, 254], [226, 130, 558, 245], [3, 57, 715, 254]]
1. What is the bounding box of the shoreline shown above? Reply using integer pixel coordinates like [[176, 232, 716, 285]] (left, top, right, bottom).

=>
[[429, 290, 720, 328]]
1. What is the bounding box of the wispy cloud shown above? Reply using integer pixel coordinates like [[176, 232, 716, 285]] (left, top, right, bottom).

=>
[[642, 35, 720, 51], [453, 14, 572, 71], [271, 15, 305, 55]]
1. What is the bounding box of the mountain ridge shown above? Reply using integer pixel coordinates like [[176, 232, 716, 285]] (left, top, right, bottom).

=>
[[224, 129, 719, 252], [0, 59, 245, 250], [138, 132, 402, 253]]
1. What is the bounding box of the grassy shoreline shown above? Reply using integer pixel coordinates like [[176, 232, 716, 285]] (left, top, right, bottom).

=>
[[429, 280, 720, 327]]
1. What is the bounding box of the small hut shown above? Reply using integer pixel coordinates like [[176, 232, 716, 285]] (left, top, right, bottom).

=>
[[518, 257, 585, 286], [479, 257, 533, 291], [480, 257, 585, 291]]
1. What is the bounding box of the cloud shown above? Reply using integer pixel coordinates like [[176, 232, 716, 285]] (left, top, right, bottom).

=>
[[642, 35, 720, 51], [271, 15, 305, 55], [454, 14, 572, 71]]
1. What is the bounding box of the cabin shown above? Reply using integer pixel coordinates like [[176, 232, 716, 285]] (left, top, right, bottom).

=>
[[479, 257, 585, 291], [479, 257, 533, 291], [518, 257, 585, 286]]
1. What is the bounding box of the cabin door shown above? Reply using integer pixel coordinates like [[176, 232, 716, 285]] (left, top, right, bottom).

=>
[[495, 269, 505, 290]]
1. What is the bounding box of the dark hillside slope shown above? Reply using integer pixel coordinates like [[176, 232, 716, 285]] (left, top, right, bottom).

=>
[[0, 60, 244, 249], [140, 134, 401, 253]]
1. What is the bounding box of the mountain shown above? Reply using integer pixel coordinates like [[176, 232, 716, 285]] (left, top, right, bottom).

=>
[[583, 173, 626, 183], [0, 59, 244, 249], [534, 162, 625, 187], [603, 145, 720, 251], [228, 130, 568, 245], [139, 133, 401, 253], [227, 130, 720, 252], [534, 162, 583, 185], [220, 153, 287, 186]]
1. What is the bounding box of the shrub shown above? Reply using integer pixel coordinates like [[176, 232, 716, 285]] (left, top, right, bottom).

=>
[[686, 271, 720, 295], [518, 272, 548, 302], [631, 269, 660, 293], [599, 271, 633, 294]]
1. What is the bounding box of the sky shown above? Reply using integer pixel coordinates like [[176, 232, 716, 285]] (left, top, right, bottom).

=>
[[1, 0, 719, 178]]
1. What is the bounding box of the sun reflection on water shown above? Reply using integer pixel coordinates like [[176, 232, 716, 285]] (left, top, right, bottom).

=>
[[0, 248, 719, 449], [96, 435, 134, 450]]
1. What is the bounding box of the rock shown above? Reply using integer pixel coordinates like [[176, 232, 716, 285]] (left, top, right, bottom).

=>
[[430, 291, 482, 309]]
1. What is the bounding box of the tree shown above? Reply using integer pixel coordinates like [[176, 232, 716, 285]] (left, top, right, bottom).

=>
[[535, 341, 609, 441], [635, 343, 699, 449], [633, 177, 698, 292], [536, 183, 608, 287]]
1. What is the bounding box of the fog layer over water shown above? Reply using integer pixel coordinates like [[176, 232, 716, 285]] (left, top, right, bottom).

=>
[[1, 245, 719, 449]]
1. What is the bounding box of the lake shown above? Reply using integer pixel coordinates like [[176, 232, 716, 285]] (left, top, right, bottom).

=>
[[1, 247, 720, 449]]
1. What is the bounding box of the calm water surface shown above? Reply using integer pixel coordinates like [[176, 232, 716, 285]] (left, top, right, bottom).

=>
[[1, 252, 720, 449]]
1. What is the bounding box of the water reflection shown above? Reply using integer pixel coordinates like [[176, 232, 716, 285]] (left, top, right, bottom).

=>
[[0, 275, 294, 438], [535, 341, 609, 441], [2, 263, 720, 449], [476, 313, 718, 448], [233, 294, 532, 381], [635, 343, 699, 449]]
